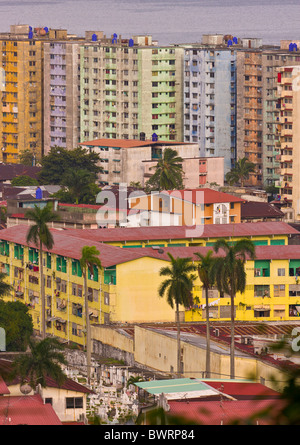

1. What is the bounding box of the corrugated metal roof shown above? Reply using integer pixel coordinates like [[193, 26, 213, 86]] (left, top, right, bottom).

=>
[[136, 378, 222, 400], [0, 224, 300, 267], [242, 201, 284, 218], [79, 138, 191, 148], [168, 397, 286, 425], [61, 221, 299, 243]]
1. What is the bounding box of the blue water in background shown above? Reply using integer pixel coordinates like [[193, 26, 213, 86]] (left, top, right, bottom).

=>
[[1, 0, 300, 46]]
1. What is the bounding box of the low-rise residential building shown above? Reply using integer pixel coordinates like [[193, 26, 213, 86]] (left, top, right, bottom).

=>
[[127, 188, 244, 226], [0, 358, 93, 423], [241, 201, 284, 223], [80, 138, 199, 187], [0, 222, 299, 347]]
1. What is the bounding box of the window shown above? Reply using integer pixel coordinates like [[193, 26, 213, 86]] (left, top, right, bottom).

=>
[[254, 285, 270, 297], [56, 255, 67, 273], [72, 260, 82, 277], [254, 260, 270, 277], [66, 397, 83, 409], [278, 268, 285, 276], [45, 398, 53, 405], [274, 285, 285, 297]]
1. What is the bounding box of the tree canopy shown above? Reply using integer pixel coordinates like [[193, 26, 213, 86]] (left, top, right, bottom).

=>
[[0, 300, 33, 351], [11, 337, 67, 389], [38, 146, 103, 185], [11, 175, 39, 187], [55, 168, 101, 204]]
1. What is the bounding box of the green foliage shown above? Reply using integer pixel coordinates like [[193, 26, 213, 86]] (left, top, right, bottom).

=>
[[25, 203, 59, 250], [11, 337, 67, 389], [19, 149, 36, 167], [145, 148, 184, 191], [194, 250, 216, 290], [11, 175, 39, 186], [211, 238, 256, 297], [226, 157, 256, 187], [80, 245, 102, 276], [38, 146, 103, 185], [126, 375, 144, 388], [56, 168, 101, 204], [0, 206, 6, 223], [158, 253, 197, 309], [0, 300, 33, 351], [0, 271, 13, 298]]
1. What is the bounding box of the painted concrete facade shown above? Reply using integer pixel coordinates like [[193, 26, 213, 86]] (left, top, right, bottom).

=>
[[183, 46, 237, 175]]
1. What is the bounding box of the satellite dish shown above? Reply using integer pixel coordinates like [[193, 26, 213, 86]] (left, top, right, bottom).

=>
[[20, 381, 32, 395]]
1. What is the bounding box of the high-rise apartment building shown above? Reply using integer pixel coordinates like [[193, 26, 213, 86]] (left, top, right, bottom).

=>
[[236, 39, 300, 188], [276, 63, 300, 221], [79, 35, 184, 143], [0, 25, 87, 163], [0, 26, 45, 163], [43, 41, 81, 154], [183, 40, 237, 175]]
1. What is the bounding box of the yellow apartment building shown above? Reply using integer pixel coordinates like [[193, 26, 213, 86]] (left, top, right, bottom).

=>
[[0, 222, 299, 348], [0, 29, 44, 163]]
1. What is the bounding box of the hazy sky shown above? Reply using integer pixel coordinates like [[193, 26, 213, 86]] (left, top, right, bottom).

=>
[[0, 0, 299, 45]]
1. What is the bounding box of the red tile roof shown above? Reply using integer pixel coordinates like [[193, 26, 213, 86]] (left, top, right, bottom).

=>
[[162, 188, 245, 204], [0, 394, 62, 425]]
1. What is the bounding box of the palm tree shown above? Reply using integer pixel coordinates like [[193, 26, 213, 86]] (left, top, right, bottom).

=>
[[194, 250, 216, 379], [80, 246, 102, 384], [226, 157, 256, 187], [11, 337, 67, 390], [25, 203, 59, 339], [211, 239, 255, 379], [158, 253, 196, 376], [146, 148, 184, 191]]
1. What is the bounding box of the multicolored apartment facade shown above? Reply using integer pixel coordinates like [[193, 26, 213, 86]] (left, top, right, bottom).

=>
[[0, 222, 299, 347], [1, 25, 300, 197]]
